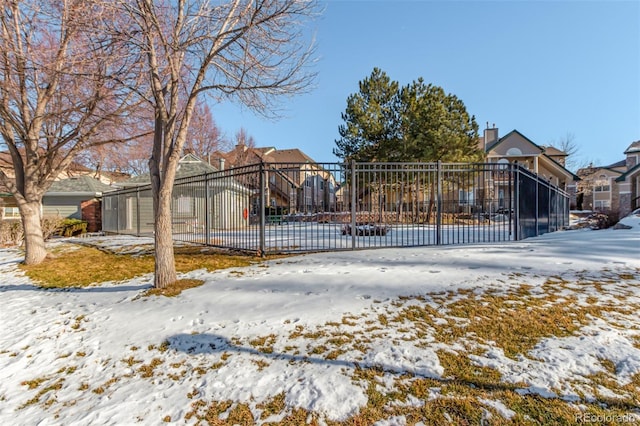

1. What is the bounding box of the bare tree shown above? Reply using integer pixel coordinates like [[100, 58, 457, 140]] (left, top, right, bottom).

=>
[[117, 0, 318, 288], [0, 0, 143, 264], [230, 127, 260, 166], [185, 102, 227, 160], [549, 132, 580, 172], [79, 113, 155, 177]]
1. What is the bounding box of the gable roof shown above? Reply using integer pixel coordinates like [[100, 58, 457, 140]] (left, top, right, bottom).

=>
[[616, 162, 640, 182], [120, 154, 218, 187], [603, 159, 627, 169], [46, 176, 114, 196], [485, 129, 579, 181], [263, 148, 316, 164], [624, 140, 640, 154], [485, 129, 545, 154], [543, 154, 580, 181]]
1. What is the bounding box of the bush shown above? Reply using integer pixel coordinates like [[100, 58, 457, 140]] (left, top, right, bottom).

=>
[[570, 210, 620, 230], [0, 216, 85, 246], [58, 218, 88, 237], [0, 220, 24, 246], [42, 216, 64, 240]]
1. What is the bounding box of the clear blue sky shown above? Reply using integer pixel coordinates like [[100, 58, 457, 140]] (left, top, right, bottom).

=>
[[211, 0, 640, 170]]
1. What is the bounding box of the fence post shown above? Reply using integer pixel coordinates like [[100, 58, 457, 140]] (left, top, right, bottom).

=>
[[101, 195, 106, 234], [115, 194, 120, 234], [204, 176, 210, 246], [507, 164, 512, 239], [259, 162, 266, 256], [351, 160, 357, 250], [436, 160, 442, 245], [513, 165, 519, 241], [136, 188, 141, 237], [535, 176, 539, 237]]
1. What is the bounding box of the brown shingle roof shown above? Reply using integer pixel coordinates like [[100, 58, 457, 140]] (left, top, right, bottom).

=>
[[262, 148, 315, 164]]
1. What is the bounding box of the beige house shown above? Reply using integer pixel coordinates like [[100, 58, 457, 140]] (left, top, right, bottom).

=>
[[575, 141, 640, 216], [337, 127, 579, 222], [482, 127, 577, 191]]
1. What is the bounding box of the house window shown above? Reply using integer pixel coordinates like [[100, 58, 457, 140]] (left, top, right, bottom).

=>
[[3, 207, 20, 219], [459, 189, 474, 205], [269, 174, 276, 184], [319, 180, 325, 190], [305, 174, 312, 187], [594, 185, 610, 192], [594, 200, 610, 210]]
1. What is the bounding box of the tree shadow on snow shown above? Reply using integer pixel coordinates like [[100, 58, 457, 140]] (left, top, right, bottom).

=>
[[168, 333, 519, 394], [0, 283, 151, 293], [166, 332, 640, 412]]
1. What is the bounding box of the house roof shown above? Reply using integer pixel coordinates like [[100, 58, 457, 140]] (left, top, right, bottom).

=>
[[263, 148, 316, 164], [577, 164, 624, 178], [542, 146, 568, 157], [542, 154, 580, 181], [211, 145, 319, 169], [485, 129, 545, 153], [616, 162, 640, 182], [486, 129, 578, 181], [120, 154, 218, 187], [624, 140, 640, 154], [217, 145, 266, 168], [46, 176, 114, 196], [603, 159, 627, 169]]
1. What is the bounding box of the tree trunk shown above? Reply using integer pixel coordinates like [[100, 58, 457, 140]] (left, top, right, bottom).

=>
[[153, 188, 177, 288], [20, 201, 47, 265]]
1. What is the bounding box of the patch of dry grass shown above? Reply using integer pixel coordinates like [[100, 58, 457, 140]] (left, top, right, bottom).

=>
[[20, 244, 273, 288], [142, 279, 205, 297]]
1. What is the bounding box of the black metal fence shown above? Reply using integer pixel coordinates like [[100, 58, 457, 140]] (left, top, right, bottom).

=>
[[102, 161, 569, 254]]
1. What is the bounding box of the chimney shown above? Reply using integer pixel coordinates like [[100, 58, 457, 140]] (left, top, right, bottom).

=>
[[483, 124, 498, 152], [219, 158, 225, 171]]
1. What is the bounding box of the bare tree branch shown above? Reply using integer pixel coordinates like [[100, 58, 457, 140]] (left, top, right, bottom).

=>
[[115, 0, 318, 287]]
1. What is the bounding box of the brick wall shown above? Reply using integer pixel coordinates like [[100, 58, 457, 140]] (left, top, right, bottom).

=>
[[81, 199, 101, 232]]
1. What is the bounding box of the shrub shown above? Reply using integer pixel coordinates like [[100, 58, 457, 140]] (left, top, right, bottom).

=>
[[58, 219, 88, 237], [0, 220, 24, 246], [0, 215, 77, 246], [42, 216, 64, 240]]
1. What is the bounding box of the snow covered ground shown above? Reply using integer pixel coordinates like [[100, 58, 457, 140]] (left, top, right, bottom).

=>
[[0, 214, 639, 424]]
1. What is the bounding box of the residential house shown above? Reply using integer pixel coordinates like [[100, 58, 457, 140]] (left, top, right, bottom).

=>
[[575, 140, 640, 216], [0, 151, 127, 227], [354, 127, 578, 220], [482, 127, 577, 191], [43, 176, 114, 231], [210, 144, 338, 215]]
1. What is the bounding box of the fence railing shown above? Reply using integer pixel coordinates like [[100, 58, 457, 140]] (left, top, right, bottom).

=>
[[102, 161, 569, 254]]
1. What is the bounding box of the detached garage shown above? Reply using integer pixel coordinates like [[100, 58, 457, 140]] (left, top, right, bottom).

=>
[[43, 175, 114, 232]]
